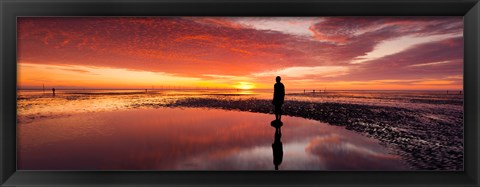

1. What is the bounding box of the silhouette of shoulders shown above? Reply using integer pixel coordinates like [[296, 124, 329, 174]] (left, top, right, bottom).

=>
[[274, 82, 285, 89]]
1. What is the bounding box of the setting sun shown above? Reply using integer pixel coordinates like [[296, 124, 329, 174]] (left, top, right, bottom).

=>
[[234, 82, 255, 90]]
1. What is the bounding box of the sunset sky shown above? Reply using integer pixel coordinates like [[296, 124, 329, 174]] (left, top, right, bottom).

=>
[[18, 17, 463, 90]]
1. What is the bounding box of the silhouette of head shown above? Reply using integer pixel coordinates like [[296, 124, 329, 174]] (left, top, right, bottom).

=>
[[276, 76, 281, 83]]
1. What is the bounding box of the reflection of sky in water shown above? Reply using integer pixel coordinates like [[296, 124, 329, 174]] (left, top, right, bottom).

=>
[[18, 107, 408, 170]]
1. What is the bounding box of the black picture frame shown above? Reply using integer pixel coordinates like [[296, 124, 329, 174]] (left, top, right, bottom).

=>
[[1, 0, 479, 186]]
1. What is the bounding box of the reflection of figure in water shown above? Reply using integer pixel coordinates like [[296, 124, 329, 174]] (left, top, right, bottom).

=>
[[52, 88, 55, 96], [271, 120, 283, 170], [272, 76, 285, 120]]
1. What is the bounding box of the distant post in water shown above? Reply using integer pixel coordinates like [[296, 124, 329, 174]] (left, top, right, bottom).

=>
[[52, 88, 55, 96]]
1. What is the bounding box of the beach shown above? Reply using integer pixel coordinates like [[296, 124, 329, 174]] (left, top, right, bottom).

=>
[[17, 89, 463, 170]]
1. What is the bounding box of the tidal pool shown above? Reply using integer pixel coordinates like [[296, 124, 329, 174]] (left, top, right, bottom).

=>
[[17, 107, 409, 170]]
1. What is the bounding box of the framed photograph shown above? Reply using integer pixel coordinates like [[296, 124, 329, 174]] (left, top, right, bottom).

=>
[[1, 0, 479, 186]]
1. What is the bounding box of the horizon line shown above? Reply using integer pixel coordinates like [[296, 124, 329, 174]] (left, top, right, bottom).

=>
[[17, 88, 464, 91]]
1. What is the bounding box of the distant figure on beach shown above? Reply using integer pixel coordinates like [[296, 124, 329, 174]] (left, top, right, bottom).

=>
[[272, 76, 285, 120], [52, 88, 55, 96], [271, 120, 283, 170]]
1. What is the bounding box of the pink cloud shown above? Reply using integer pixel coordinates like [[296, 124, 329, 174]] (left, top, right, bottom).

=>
[[337, 37, 463, 81]]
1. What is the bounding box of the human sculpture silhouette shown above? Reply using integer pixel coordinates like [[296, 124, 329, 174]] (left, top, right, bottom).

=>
[[272, 76, 285, 120]]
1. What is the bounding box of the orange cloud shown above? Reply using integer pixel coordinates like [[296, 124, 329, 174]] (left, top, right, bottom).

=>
[[17, 17, 463, 90]]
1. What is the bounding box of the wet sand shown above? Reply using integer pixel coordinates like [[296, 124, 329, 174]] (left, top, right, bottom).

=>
[[17, 90, 463, 170], [17, 107, 408, 170]]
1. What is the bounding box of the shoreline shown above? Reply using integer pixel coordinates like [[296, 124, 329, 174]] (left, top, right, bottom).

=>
[[17, 92, 464, 170], [143, 97, 463, 170]]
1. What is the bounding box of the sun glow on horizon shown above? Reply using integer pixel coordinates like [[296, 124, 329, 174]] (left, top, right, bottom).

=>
[[18, 62, 463, 91], [233, 82, 255, 90]]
